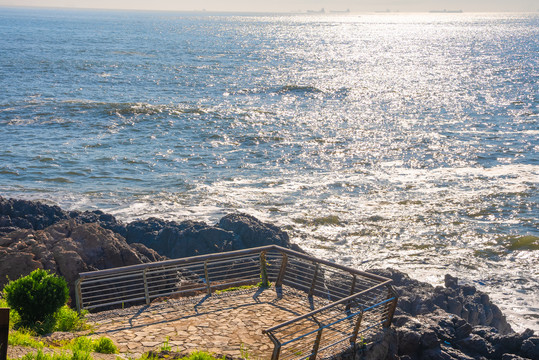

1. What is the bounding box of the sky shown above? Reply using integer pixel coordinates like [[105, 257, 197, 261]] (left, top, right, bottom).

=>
[[0, 0, 537, 12]]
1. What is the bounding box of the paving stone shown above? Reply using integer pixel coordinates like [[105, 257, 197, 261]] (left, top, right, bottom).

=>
[[141, 341, 161, 347], [85, 286, 334, 359]]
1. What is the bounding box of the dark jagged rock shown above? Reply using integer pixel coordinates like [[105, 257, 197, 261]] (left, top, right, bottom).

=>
[[339, 311, 535, 360], [502, 355, 529, 360], [218, 213, 297, 250], [69, 209, 128, 237], [1, 197, 300, 260], [336, 269, 535, 360], [371, 269, 512, 334], [0, 197, 300, 299], [0, 196, 68, 235], [115, 213, 302, 258], [117, 213, 301, 259], [123, 218, 238, 258], [520, 337, 539, 359], [0, 219, 163, 300]]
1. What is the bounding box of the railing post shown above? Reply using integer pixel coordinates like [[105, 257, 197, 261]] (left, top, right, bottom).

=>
[[143, 268, 150, 305], [384, 286, 398, 327], [350, 309, 364, 346], [275, 252, 288, 288], [309, 322, 323, 360], [75, 278, 83, 312], [0, 308, 8, 360], [260, 251, 269, 288], [204, 260, 212, 295], [265, 332, 282, 360], [308, 263, 320, 297], [346, 275, 357, 311]]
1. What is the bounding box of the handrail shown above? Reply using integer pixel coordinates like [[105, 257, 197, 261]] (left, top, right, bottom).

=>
[[262, 280, 392, 334], [78, 245, 277, 278], [78, 245, 389, 283], [275, 246, 391, 283]]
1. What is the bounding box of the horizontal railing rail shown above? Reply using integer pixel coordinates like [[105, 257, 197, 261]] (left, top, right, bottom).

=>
[[75, 245, 397, 359]]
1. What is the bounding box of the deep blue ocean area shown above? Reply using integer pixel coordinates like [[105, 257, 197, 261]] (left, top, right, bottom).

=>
[[0, 7, 537, 330]]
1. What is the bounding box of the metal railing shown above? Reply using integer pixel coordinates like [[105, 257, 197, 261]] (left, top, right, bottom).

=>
[[75, 245, 397, 360]]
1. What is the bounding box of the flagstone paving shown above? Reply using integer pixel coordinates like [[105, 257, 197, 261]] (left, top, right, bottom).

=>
[[85, 287, 325, 359]]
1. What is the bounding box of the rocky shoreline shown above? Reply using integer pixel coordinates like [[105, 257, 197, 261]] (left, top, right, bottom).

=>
[[1, 196, 537, 360]]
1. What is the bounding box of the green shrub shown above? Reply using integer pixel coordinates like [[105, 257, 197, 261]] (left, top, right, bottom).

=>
[[3, 269, 69, 325], [92, 337, 118, 354]]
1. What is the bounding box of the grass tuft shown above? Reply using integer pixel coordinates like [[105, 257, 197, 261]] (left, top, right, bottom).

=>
[[8, 328, 45, 349], [20, 350, 72, 360], [69, 337, 94, 353], [182, 351, 224, 360], [54, 306, 89, 332], [93, 337, 118, 354]]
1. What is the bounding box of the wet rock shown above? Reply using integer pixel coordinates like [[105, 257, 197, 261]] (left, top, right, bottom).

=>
[[456, 333, 493, 357], [444, 274, 459, 289], [461, 285, 476, 296], [420, 330, 440, 350], [69, 209, 127, 237], [337, 309, 535, 360], [490, 330, 535, 358], [118, 213, 302, 259], [520, 337, 539, 359], [454, 321, 472, 340], [218, 213, 297, 250], [1, 197, 300, 261], [501, 354, 529, 360], [365, 269, 534, 360], [372, 268, 513, 334], [0, 196, 68, 234], [419, 348, 447, 360], [333, 328, 397, 360], [123, 218, 237, 258], [398, 327, 422, 355]]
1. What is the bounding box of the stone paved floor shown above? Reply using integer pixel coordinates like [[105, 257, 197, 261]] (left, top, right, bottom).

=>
[[86, 287, 324, 359]]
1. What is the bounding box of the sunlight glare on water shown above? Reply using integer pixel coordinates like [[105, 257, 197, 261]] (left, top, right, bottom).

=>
[[0, 9, 537, 330]]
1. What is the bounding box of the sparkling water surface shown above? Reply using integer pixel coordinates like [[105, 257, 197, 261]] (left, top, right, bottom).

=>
[[0, 8, 537, 331]]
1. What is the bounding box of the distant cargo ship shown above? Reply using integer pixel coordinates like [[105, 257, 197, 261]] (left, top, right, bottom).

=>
[[429, 9, 463, 13], [330, 9, 350, 13], [307, 8, 325, 14]]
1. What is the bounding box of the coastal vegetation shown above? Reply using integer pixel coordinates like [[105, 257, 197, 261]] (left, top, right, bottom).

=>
[[2, 269, 84, 335], [1, 296, 225, 360], [0, 272, 232, 360]]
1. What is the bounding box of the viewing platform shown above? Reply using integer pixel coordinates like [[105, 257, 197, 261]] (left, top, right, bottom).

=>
[[77, 246, 397, 359]]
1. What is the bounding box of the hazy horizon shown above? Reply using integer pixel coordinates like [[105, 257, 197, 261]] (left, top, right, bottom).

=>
[[0, 0, 537, 13]]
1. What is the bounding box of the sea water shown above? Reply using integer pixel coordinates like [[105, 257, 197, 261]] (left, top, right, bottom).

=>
[[0, 8, 537, 331]]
